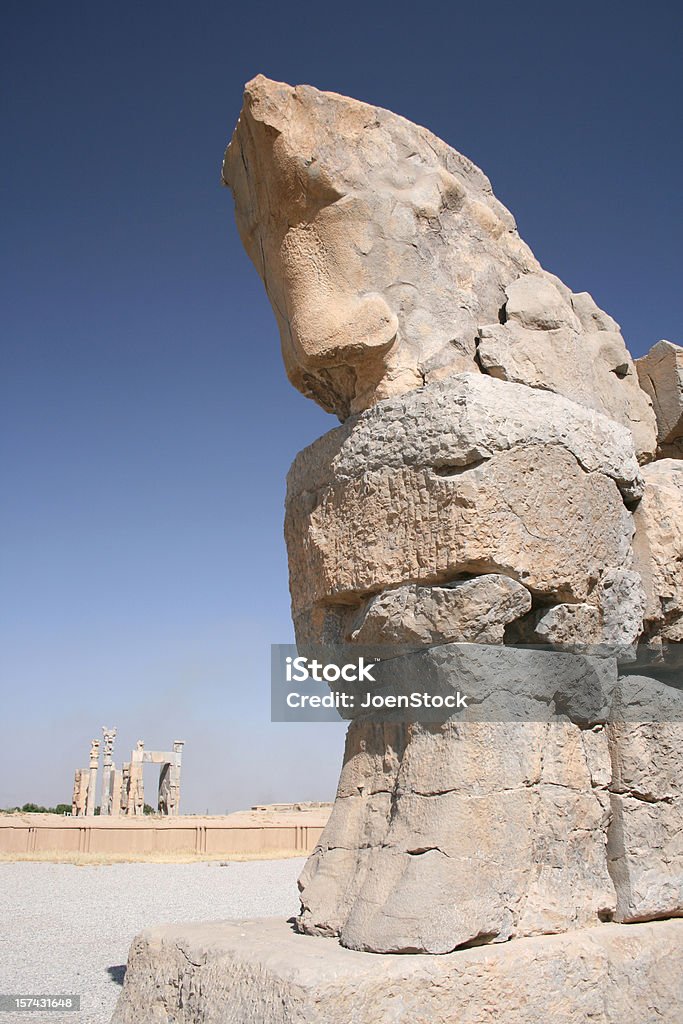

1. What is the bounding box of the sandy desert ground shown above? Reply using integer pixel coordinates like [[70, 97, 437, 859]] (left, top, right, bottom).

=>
[[0, 858, 304, 1023]]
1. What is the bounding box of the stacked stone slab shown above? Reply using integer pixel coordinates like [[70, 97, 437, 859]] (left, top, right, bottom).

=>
[[284, 373, 642, 651], [115, 78, 682, 1021]]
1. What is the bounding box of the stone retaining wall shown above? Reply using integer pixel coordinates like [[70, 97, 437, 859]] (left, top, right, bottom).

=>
[[0, 810, 329, 857]]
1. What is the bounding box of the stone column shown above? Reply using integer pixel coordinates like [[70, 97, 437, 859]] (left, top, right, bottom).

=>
[[171, 740, 184, 815], [110, 769, 122, 817], [129, 740, 145, 816], [85, 739, 100, 816], [100, 726, 117, 816]]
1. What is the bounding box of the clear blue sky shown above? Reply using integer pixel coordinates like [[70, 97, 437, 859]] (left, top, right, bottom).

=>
[[2, 1, 681, 812]]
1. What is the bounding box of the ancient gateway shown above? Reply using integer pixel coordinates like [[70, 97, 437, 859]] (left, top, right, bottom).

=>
[[71, 730, 184, 816], [114, 78, 683, 1022]]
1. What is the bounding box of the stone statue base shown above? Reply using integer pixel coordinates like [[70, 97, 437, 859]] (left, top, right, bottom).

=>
[[112, 917, 682, 1023]]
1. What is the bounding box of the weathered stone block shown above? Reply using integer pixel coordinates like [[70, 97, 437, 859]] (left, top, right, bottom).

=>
[[632, 460, 683, 642], [477, 275, 657, 461], [636, 339, 683, 457], [349, 574, 532, 647], [112, 917, 683, 1024], [607, 676, 683, 922]]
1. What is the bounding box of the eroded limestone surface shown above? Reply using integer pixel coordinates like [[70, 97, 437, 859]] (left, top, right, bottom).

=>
[[223, 76, 657, 461]]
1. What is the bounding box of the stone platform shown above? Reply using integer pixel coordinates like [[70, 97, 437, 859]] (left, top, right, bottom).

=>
[[112, 916, 683, 1023]]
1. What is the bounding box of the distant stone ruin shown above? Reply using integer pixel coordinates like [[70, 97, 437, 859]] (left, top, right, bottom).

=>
[[71, 730, 184, 816]]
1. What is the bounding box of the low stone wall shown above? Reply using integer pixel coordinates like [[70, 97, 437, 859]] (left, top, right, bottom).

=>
[[0, 809, 330, 858]]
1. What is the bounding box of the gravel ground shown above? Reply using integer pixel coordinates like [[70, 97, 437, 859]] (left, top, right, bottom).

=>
[[0, 859, 305, 1024]]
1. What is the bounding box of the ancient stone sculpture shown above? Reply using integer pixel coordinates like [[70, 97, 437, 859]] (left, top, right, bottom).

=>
[[115, 739, 185, 816], [120, 762, 131, 816], [222, 76, 683, 956], [71, 768, 88, 817], [223, 76, 657, 462], [157, 740, 184, 816], [110, 77, 683, 1024], [69, 731, 185, 819]]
